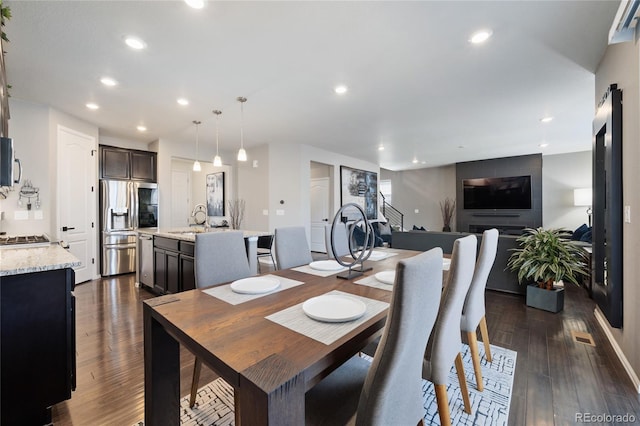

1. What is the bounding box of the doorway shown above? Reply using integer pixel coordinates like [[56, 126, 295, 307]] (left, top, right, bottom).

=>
[[309, 162, 333, 253], [57, 125, 97, 284], [171, 168, 190, 228]]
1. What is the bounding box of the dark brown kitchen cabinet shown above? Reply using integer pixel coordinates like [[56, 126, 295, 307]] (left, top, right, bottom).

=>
[[153, 247, 168, 294], [130, 150, 157, 181], [165, 251, 180, 294], [1, 268, 76, 425], [152, 237, 195, 294], [100, 146, 130, 179], [99, 145, 157, 182], [180, 241, 196, 292]]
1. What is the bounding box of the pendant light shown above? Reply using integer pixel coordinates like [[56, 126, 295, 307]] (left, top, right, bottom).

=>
[[237, 96, 248, 161], [192, 120, 202, 171], [212, 110, 223, 167]]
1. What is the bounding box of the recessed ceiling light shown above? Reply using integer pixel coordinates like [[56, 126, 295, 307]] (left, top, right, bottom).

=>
[[469, 29, 493, 44], [378, 145, 385, 151], [334, 85, 348, 95], [177, 98, 189, 106], [125, 36, 147, 50], [412, 158, 419, 164], [137, 125, 147, 132], [184, 0, 204, 9], [540, 116, 554, 123], [539, 143, 549, 148], [100, 77, 117, 87], [86, 103, 99, 110]]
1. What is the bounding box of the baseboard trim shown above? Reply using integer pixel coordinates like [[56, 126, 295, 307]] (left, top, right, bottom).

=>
[[594, 307, 640, 393]]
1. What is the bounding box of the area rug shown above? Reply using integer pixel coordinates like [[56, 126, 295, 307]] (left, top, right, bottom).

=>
[[419, 343, 516, 425], [135, 343, 516, 426]]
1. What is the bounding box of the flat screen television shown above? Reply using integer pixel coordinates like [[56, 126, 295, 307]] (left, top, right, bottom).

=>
[[463, 175, 532, 209]]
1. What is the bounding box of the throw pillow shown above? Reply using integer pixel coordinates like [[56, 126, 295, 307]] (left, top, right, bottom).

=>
[[572, 223, 589, 241], [378, 222, 392, 236], [580, 229, 592, 243], [352, 225, 384, 247]]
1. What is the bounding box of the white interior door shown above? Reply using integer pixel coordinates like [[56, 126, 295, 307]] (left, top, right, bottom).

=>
[[171, 170, 190, 227], [310, 177, 330, 252], [57, 126, 96, 284]]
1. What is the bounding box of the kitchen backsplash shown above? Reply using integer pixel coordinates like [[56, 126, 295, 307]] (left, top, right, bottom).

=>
[[0, 190, 51, 237]]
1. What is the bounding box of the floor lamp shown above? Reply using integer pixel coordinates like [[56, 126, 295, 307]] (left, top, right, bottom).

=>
[[574, 188, 592, 227]]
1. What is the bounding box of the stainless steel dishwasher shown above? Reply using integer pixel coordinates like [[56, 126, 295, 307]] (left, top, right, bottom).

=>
[[138, 234, 154, 288]]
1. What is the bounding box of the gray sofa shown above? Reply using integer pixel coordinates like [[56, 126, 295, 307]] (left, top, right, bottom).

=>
[[391, 230, 525, 295]]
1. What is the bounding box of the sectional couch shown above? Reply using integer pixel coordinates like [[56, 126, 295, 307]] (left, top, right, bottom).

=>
[[391, 230, 525, 295]]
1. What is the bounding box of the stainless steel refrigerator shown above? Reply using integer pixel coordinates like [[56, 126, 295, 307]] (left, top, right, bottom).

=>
[[100, 180, 158, 276]]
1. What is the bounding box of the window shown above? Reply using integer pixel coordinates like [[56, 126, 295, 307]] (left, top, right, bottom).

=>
[[380, 180, 392, 205]]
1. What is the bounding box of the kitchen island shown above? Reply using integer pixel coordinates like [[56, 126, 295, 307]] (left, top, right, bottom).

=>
[[0, 244, 80, 425], [137, 227, 270, 295]]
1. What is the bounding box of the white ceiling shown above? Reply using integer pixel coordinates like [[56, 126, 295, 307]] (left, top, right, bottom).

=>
[[4, 1, 619, 170]]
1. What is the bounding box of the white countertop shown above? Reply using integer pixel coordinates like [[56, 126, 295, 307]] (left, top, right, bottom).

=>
[[0, 244, 82, 276], [139, 227, 270, 242]]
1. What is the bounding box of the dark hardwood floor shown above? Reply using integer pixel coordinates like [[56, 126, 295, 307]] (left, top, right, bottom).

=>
[[51, 271, 640, 425]]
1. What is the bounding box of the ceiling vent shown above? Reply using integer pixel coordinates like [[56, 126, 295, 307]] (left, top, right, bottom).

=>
[[609, 0, 640, 44]]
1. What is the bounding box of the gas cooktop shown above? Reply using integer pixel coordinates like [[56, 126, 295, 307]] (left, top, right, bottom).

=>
[[0, 234, 51, 248]]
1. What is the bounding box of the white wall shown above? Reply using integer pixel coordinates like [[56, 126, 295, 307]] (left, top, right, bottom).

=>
[[99, 135, 153, 152], [381, 152, 592, 233], [0, 100, 51, 236], [381, 165, 456, 231], [0, 99, 100, 279], [298, 144, 379, 240], [234, 143, 379, 239], [237, 144, 269, 232], [155, 137, 235, 229], [542, 151, 592, 229], [594, 30, 640, 383]]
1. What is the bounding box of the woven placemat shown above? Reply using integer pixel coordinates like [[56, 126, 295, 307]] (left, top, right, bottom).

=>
[[265, 290, 388, 345], [202, 275, 304, 305]]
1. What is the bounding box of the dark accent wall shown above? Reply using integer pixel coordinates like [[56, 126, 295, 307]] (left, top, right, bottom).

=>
[[456, 154, 542, 234]]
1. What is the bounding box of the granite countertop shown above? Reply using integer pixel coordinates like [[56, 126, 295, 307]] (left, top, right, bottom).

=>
[[138, 227, 271, 242], [0, 244, 82, 276]]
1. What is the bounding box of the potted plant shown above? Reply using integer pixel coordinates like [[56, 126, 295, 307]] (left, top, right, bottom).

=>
[[507, 227, 589, 312], [439, 198, 456, 232]]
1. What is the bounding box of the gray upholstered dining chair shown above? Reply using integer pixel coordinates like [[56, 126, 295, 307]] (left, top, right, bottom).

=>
[[423, 234, 477, 426], [325, 222, 351, 259], [274, 226, 313, 269], [189, 231, 252, 408], [461, 228, 498, 391], [305, 248, 444, 426]]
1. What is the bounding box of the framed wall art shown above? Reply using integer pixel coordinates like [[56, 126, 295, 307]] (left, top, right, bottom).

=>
[[340, 166, 378, 220], [206, 172, 225, 217]]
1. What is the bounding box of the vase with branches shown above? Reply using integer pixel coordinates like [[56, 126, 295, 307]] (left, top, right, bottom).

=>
[[439, 198, 456, 232], [228, 199, 245, 230]]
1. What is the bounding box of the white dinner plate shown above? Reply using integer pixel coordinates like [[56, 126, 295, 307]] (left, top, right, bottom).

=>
[[443, 259, 451, 271], [309, 260, 344, 271], [302, 294, 367, 322], [374, 270, 396, 285], [230, 276, 280, 294]]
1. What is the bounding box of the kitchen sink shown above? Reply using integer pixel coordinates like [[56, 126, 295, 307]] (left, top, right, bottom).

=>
[[168, 228, 206, 235]]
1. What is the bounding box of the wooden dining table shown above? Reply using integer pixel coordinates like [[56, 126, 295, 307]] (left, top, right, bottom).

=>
[[143, 248, 423, 425]]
